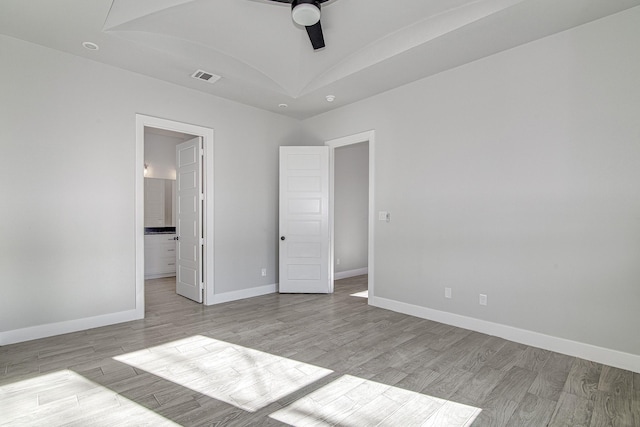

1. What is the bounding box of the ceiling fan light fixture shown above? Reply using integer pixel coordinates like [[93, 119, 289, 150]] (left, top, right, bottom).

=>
[[292, 1, 320, 26]]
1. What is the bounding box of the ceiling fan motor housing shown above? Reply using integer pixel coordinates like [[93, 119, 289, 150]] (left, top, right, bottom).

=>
[[291, 0, 321, 27]]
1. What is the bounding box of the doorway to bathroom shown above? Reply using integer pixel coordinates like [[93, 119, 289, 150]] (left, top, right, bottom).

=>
[[135, 115, 214, 312]]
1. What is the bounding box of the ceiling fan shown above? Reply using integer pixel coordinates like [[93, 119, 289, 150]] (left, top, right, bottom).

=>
[[267, 0, 330, 50]]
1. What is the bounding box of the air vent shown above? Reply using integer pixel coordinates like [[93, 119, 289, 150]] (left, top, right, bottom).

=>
[[191, 69, 221, 84]]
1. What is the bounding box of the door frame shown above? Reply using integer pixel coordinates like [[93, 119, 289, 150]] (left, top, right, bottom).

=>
[[135, 114, 214, 314], [325, 130, 375, 301]]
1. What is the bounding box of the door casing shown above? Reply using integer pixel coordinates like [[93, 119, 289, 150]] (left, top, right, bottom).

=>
[[325, 130, 375, 301], [135, 114, 214, 314]]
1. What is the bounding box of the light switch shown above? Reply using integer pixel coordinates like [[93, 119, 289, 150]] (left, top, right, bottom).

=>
[[378, 211, 388, 221]]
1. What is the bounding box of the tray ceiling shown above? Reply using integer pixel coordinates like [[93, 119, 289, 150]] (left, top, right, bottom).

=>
[[1, 0, 639, 118]]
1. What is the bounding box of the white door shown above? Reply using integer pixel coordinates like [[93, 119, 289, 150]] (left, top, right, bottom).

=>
[[176, 137, 203, 302], [279, 146, 331, 293]]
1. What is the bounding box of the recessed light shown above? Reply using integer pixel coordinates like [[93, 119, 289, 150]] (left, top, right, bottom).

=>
[[278, 103, 288, 108], [82, 41, 99, 51], [326, 95, 335, 102]]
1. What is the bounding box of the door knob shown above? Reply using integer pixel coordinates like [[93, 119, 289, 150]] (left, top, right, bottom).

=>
[[280, 236, 285, 241]]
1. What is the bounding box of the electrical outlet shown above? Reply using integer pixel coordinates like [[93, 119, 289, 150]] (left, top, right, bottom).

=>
[[445, 287, 452, 299], [337, 258, 341, 265], [261, 268, 267, 277], [479, 294, 487, 306]]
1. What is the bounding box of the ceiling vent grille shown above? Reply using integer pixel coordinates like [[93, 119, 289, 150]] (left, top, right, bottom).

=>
[[191, 69, 221, 84]]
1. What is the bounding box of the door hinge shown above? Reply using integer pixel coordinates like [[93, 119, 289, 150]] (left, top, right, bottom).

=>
[[200, 193, 204, 201], [200, 238, 204, 246]]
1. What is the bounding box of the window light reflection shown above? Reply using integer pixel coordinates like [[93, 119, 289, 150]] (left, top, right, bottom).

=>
[[270, 374, 482, 426], [0, 370, 178, 425], [350, 290, 369, 298], [114, 335, 333, 412]]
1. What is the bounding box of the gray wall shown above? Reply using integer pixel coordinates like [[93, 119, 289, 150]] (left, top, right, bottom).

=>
[[303, 8, 640, 357], [0, 34, 303, 335], [2, 6, 639, 365], [334, 142, 369, 274], [144, 132, 188, 180]]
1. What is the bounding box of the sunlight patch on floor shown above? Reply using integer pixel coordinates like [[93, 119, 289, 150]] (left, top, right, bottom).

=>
[[270, 374, 481, 426], [350, 290, 369, 298], [0, 370, 178, 426], [114, 335, 333, 412]]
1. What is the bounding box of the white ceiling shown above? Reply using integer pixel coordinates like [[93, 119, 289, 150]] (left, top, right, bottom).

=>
[[2, 0, 639, 119]]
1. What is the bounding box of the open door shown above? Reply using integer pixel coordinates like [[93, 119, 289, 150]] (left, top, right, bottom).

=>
[[279, 146, 331, 293], [176, 137, 203, 302]]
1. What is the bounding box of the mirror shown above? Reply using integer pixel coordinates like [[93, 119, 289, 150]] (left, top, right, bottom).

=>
[[144, 178, 175, 227]]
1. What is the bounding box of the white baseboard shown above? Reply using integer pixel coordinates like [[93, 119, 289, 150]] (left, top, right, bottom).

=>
[[0, 309, 142, 346], [2, 283, 279, 344], [208, 283, 277, 305], [370, 296, 640, 374], [335, 267, 368, 280], [145, 273, 175, 280]]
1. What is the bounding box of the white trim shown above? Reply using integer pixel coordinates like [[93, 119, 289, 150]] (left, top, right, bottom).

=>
[[326, 130, 375, 301], [144, 273, 176, 280], [335, 268, 369, 280], [136, 114, 215, 308], [0, 310, 139, 346], [210, 284, 277, 305], [371, 296, 640, 374]]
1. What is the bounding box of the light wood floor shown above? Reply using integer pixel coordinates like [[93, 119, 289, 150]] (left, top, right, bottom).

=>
[[1, 276, 638, 426]]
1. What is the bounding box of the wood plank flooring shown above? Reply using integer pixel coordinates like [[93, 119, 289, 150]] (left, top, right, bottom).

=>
[[1, 275, 638, 426]]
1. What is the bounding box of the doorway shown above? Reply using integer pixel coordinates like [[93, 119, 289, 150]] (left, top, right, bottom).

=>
[[334, 142, 369, 281], [135, 115, 215, 316], [144, 129, 200, 302], [326, 130, 375, 302]]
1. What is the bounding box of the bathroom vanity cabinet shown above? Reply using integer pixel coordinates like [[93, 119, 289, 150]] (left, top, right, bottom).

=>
[[144, 233, 177, 279]]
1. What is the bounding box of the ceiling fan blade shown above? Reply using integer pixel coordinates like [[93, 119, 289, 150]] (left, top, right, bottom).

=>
[[305, 20, 325, 50]]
